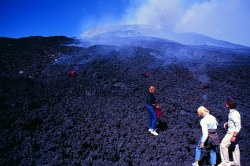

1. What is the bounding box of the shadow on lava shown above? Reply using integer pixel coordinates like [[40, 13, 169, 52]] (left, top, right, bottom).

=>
[[156, 120, 168, 131]]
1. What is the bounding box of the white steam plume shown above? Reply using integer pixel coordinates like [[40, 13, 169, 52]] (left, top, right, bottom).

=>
[[123, 0, 250, 46]]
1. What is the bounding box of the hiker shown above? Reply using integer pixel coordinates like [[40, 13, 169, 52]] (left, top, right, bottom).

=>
[[69, 68, 76, 77], [218, 98, 241, 166], [192, 106, 219, 166], [146, 85, 159, 136]]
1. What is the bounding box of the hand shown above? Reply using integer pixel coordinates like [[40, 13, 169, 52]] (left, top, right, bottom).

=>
[[224, 122, 228, 129], [231, 136, 236, 143], [200, 142, 204, 148]]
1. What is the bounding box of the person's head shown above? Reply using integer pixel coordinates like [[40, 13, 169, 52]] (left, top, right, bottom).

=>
[[197, 106, 209, 117], [226, 98, 237, 109], [149, 85, 156, 93]]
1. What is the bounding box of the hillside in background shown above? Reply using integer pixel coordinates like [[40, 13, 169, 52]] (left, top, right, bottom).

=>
[[81, 24, 249, 49], [0, 34, 250, 165]]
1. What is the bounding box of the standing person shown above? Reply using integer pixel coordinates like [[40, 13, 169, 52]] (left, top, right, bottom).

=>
[[192, 106, 219, 166], [146, 85, 159, 136], [219, 98, 241, 166]]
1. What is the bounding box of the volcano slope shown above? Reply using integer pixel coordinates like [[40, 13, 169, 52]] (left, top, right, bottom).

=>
[[0, 36, 250, 166]]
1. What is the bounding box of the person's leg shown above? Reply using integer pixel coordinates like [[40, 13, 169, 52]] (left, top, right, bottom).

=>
[[147, 106, 158, 136], [151, 108, 157, 130], [232, 144, 240, 166], [210, 145, 217, 166], [195, 138, 202, 162], [220, 132, 233, 163], [147, 106, 153, 130]]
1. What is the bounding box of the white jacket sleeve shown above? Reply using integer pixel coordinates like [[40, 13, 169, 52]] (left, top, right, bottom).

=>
[[200, 120, 208, 143], [232, 111, 241, 132]]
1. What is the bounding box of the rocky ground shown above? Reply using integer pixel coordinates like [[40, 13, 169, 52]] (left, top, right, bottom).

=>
[[0, 36, 250, 166]]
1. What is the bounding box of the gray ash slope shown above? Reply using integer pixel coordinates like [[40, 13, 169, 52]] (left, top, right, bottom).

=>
[[0, 35, 250, 166]]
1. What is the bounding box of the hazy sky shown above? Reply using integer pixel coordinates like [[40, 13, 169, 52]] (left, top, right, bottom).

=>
[[1, 0, 250, 46]]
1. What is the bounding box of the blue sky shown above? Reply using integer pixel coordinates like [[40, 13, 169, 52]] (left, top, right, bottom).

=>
[[1, 0, 250, 46], [0, 0, 130, 37]]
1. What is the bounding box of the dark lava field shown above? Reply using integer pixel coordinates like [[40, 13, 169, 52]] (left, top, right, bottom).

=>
[[0, 36, 250, 165]]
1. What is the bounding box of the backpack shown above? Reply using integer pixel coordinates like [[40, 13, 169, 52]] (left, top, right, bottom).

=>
[[155, 106, 162, 120]]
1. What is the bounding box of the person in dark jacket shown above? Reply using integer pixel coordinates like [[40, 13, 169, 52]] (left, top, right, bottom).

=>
[[146, 85, 159, 136]]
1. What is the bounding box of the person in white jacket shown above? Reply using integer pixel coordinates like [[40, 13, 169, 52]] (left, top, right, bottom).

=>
[[219, 98, 241, 166], [192, 106, 218, 166]]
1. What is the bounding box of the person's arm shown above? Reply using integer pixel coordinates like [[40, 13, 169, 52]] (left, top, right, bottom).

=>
[[231, 131, 239, 143], [223, 122, 228, 129], [231, 111, 241, 142], [200, 120, 208, 148], [152, 103, 159, 108]]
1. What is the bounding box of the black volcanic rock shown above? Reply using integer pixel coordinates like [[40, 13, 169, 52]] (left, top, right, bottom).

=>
[[0, 36, 250, 165]]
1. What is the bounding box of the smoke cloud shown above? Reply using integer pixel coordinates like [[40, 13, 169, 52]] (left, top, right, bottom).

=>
[[122, 0, 250, 46]]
